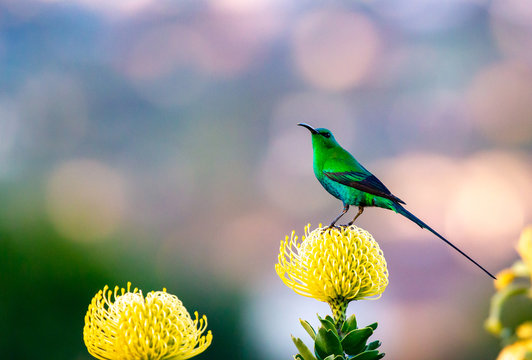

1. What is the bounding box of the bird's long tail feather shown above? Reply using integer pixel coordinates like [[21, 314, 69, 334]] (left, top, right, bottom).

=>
[[394, 204, 496, 279]]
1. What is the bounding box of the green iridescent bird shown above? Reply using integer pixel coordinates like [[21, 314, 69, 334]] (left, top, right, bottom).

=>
[[298, 123, 495, 279]]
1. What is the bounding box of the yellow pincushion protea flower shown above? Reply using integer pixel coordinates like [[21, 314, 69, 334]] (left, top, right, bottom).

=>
[[276, 225, 388, 321], [517, 226, 532, 281], [496, 339, 532, 360], [83, 282, 212, 360], [496, 323, 532, 360]]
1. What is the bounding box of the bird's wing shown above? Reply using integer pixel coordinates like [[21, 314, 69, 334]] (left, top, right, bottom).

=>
[[323, 171, 406, 204]]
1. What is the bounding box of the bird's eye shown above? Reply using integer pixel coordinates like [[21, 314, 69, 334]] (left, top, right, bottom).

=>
[[323, 132, 331, 138]]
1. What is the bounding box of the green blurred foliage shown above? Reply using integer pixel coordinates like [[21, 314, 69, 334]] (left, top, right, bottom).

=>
[[0, 186, 250, 360]]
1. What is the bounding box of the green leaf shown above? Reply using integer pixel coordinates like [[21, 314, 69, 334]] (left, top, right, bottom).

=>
[[318, 315, 337, 333], [341, 327, 373, 355], [342, 314, 357, 334], [324, 355, 345, 360], [366, 340, 381, 351], [497, 287, 532, 332], [295, 355, 304, 360], [350, 350, 383, 360], [300, 319, 317, 340], [292, 335, 318, 360], [325, 315, 335, 324], [367, 322, 378, 331], [315, 327, 343, 360]]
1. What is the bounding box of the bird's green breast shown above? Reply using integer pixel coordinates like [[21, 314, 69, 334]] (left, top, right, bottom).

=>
[[312, 148, 362, 205], [312, 145, 395, 209]]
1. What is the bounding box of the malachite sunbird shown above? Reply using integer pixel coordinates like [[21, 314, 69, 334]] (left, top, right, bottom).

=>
[[298, 123, 495, 279]]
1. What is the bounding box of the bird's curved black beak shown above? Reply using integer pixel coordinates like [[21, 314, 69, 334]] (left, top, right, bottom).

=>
[[297, 123, 318, 134]]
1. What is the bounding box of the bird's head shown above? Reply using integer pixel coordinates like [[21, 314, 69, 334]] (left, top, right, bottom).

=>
[[297, 123, 339, 149]]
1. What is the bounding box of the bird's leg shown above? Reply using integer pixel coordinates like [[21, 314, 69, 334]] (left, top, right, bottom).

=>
[[329, 204, 349, 228], [348, 206, 364, 225]]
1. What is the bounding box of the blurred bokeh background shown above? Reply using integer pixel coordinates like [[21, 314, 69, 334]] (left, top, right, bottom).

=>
[[1, 0, 531, 359]]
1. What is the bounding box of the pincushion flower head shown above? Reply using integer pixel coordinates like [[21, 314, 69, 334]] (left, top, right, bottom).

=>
[[83, 282, 212, 360], [276, 224, 389, 323], [495, 323, 532, 360], [486, 226, 532, 338], [486, 226, 532, 360]]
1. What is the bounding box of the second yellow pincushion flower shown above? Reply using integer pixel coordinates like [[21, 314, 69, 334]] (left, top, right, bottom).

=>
[[83, 282, 212, 360]]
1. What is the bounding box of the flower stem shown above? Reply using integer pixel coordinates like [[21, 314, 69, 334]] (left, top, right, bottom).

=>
[[329, 298, 348, 332]]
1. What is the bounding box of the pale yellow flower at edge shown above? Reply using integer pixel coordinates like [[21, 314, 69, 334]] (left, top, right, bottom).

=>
[[497, 339, 532, 360], [275, 224, 389, 304], [516, 322, 532, 340], [498, 322, 532, 359], [494, 269, 517, 291], [84, 282, 212, 360], [517, 226, 532, 280]]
